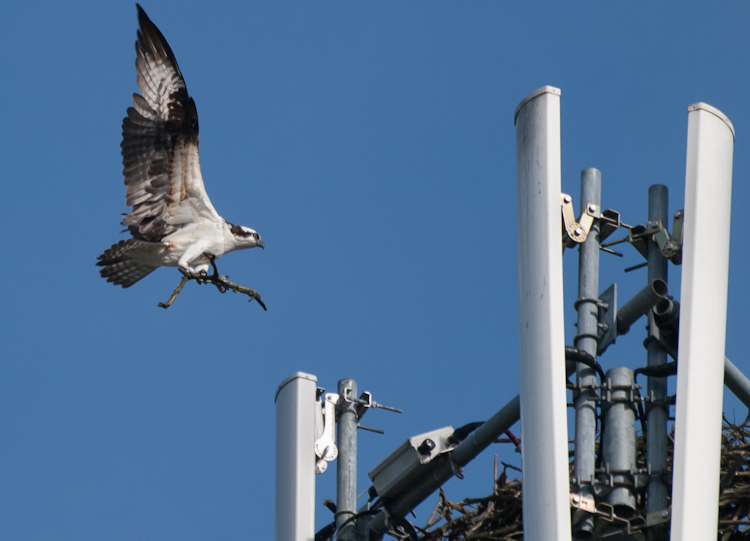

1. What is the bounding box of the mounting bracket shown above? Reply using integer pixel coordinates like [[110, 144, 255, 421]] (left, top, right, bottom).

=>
[[314, 393, 339, 473], [561, 193, 600, 249], [650, 210, 684, 264]]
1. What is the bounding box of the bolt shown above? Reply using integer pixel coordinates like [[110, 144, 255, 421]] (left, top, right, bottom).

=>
[[675, 210, 682, 218], [661, 510, 668, 518], [572, 495, 580, 504], [648, 221, 656, 228], [418, 438, 436, 456], [574, 228, 583, 236], [588, 204, 597, 213], [563, 195, 572, 203]]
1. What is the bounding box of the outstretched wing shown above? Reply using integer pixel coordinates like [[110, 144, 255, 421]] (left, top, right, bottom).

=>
[[121, 4, 222, 243]]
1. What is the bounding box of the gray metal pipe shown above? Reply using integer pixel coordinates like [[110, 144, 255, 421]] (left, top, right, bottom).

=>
[[724, 358, 750, 409], [572, 168, 601, 538], [653, 297, 679, 329], [646, 184, 669, 541], [369, 395, 521, 539], [616, 278, 668, 335], [337, 379, 358, 541], [602, 367, 636, 517], [650, 298, 750, 409], [651, 297, 750, 410]]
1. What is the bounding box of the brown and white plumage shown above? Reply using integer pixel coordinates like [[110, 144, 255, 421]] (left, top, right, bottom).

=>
[[98, 4, 263, 288]]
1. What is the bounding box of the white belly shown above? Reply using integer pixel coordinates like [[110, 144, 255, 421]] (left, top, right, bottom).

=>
[[160, 221, 228, 270]]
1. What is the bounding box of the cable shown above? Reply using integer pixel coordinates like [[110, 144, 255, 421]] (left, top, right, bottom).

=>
[[566, 346, 606, 470], [388, 517, 419, 541], [315, 507, 382, 541], [565, 346, 606, 381], [634, 362, 677, 380]]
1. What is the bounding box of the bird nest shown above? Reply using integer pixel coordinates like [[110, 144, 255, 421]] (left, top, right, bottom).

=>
[[407, 417, 750, 540]]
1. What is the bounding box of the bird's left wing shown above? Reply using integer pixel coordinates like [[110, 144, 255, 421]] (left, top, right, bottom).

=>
[[121, 4, 223, 242]]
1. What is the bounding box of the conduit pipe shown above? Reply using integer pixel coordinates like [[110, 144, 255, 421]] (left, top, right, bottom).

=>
[[616, 279, 668, 335]]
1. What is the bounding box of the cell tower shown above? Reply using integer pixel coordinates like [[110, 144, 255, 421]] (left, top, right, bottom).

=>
[[274, 86, 750, 541]]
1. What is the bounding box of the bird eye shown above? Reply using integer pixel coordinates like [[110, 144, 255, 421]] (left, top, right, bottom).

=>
[[253, 233, 259, 240]]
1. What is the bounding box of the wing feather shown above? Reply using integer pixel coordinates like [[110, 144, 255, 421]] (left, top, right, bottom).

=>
[[121, 5, 222, 242]]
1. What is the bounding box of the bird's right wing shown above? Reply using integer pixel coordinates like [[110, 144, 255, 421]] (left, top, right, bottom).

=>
[[120, 5, 223, 243]]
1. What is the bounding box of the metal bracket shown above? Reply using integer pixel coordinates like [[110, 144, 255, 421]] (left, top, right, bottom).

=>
[[646, 508, 670, 527], [597, 283, 617, 355], [570, 493, 597, 513], [562, 194, 600, 249], [314, 393, 339, 473], [337, 389, 401, 436], [599, 208, 622, 243], [570, 492, 647, 537], [650, 211, 683, 264], [346, 390, 402, 420], [608, 210, 684, 265]]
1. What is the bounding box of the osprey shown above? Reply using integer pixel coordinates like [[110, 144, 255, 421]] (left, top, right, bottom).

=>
[[97, 5, 264, 288]]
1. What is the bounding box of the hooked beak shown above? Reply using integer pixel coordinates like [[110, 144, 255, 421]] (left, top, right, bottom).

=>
[[258, 240, 265, 250]]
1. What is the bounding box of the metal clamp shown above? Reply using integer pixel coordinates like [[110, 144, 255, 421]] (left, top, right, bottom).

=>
[[646, 508, 670, 527], [315, 393, 339, 473], [649, 211, 683, 264], [337, 389, 401, 435], [562, 194, 600, 248], [570, 492, 647, 536], [341, 389, 402, 419], [570, 493, 596, 513]]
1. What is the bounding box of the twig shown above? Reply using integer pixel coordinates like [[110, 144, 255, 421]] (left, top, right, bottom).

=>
[[158, 267, 266, 310], [500, 462, 522, 473], [157, 274, 190, 309]]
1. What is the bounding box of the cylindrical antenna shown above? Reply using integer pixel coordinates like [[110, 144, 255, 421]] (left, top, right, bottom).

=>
[[514, 85, 572, 541], [275, 372, 319, 541], [671, 103, 735, 540]]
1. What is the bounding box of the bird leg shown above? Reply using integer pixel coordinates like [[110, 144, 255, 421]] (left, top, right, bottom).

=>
[[202, 255, 228, 293], [158, 257, 266, 310], [208, 255, 222, 281]]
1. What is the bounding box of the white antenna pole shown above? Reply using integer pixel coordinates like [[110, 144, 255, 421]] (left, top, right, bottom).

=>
[[671, 103, 734, 540], [275, 372, 319, 541], [514, 86, 572, 541]]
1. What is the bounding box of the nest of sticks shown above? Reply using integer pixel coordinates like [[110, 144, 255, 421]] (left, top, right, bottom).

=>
[[405, 417, 750, 540]]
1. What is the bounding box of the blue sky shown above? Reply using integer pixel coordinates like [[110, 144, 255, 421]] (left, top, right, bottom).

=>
[[2, 1, 750, 539]]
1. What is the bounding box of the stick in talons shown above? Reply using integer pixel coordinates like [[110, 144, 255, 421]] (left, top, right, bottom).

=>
[[158, 266, 266, 310]]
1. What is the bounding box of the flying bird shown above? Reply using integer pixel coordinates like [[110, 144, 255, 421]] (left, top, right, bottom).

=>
[[97, 4, 264, 289]]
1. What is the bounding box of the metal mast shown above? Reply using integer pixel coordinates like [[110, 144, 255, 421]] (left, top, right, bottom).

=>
[[572, 168, 601, 537], [645, 184, 670, 539]]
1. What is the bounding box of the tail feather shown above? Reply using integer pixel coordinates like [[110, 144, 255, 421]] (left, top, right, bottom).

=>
[[97, 239, 159, 288]]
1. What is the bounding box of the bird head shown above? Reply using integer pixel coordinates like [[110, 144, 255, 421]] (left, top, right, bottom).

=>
[[229, 223, 265, 250]]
